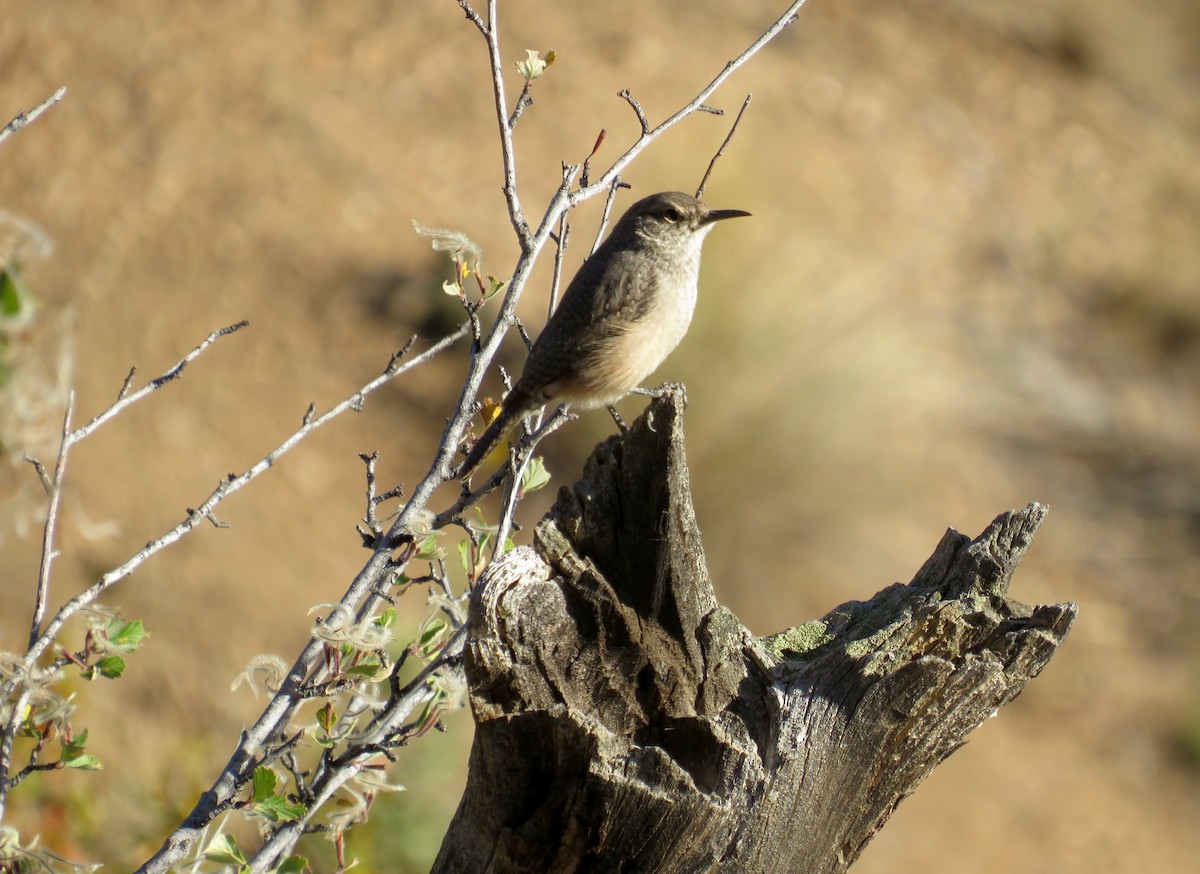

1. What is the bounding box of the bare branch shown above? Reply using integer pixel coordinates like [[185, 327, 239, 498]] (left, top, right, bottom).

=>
[[592, 176, 629, 254], [507, 80, 534, 127], [574, 1, 809, 204], [117, 367, 137, 400], [22, 321, 469, 673], [455, 0, 486, 32], [492, 407, 571, 555], [549, 208, 570, 317], [0, 86, 66, 146], [70, 321, 250, 445], [696, 92, 753, 199], [23, 456, 52, 495], [29, 395, 74, 649], [617, 89, 650, 135], [460, 0, 530, 246], [131, 320, 470, 872], [386, 334, 419, 374]]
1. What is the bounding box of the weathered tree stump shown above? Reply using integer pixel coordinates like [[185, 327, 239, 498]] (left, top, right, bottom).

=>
[[434, 391, 1076, 873]]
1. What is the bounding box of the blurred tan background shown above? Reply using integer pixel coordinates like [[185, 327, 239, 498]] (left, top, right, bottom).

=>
[[1, 0, 1198, 870]]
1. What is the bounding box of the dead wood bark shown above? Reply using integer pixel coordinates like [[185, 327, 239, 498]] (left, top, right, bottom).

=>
[[433, 390, 1076, 873]]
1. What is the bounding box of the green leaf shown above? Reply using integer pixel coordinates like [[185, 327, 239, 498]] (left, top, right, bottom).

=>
[[519, 456, 551, 494], [105, 617, 149, 653], [343, 662, 386, 680], [252, 766, 278, 802], [483, 275, 509, 301], [415, 534, 444, 561], [62, 753, 102, 770], [456, 539, 473, 577], [277, 857, 309, 874], [376, 608, 396, 629], [0, 264, 28, 318], [316, 703, 336, 734], [61, 725, 102, 769], [253, 793, 306, 823], [203, 833, 248, 866], [94, 655, 126, 679], [418, 618, 447, 655]]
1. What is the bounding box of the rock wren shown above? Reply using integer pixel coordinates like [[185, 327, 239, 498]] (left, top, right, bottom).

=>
[[458, 190, 749, 479]]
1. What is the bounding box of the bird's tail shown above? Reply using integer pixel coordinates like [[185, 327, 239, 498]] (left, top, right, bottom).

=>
[[457, 390, 537, 480]]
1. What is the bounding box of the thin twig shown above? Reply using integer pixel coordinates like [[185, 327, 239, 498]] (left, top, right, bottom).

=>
[[455, 0, 486, 31], [360, 452, 380, 531], [70, 322, 250, 445], [24, 457, 52, 494], [617, 89, 650, 135], [508, 80, 534, 127], [248, 627, 467, 869], [29, 395, 74, 649], [0, 87, 67, 146], [118, 367, 137, 400], [549, 209, 570, 317], [462, 0, 530, 246], [592, 177, 628, 254], [696, 93, 753, 199], [579, 129, 607, 188], [492, 407, 572, 557], [572, 1, 809, 207], [0, 688, 33, 819], [21, 322, 470, 672]]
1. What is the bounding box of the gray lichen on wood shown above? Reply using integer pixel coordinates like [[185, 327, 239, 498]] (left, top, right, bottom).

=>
[[434, 389, 1076, 873]]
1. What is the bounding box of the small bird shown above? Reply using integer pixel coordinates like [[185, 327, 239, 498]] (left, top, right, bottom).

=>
[[458, 190, 750, 480]]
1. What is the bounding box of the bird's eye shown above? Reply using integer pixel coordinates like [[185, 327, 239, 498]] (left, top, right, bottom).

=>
[[662, 208, 682, 223]]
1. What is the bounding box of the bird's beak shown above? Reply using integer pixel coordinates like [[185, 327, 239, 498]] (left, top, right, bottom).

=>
[[701, 208, 752, 225]]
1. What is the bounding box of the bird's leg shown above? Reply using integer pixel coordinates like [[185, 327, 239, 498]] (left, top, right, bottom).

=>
[[606, 404, 631, 434]]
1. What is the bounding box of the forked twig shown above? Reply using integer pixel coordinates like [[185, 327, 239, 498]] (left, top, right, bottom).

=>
[[70, 321, 250, 445]]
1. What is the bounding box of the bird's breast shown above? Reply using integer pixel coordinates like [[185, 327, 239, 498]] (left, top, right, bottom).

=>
[[564, 255, 701, 409]]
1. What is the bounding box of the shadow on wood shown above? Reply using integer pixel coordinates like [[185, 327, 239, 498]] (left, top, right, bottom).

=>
[[434, 389, 1076, 873]]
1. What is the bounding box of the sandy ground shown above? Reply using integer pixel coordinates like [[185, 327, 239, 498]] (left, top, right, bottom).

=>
[[1, 0, 1198, 870]]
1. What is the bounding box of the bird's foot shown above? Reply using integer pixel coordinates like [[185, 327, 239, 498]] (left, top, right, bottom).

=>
[[632, 381, 688, 408]]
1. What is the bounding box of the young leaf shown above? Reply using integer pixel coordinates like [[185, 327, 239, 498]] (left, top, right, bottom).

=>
[[316, 702, 336, 734], [515, 49, 554, 81], [253, 794, 307, 823], [519, 456, 551, 494], [203, 833, 248, 866], [105, 617, 149, 653], [456, 539, 473, 578], [94, 655, 126, 679], [483, 275, 509, 301], [416, 534, 445, 561], [417, 618, 448, 656], [62, 753, 102, 770], [252, 766, 278, 802]]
